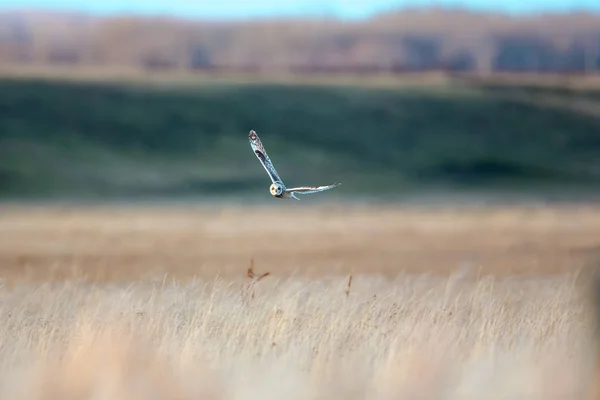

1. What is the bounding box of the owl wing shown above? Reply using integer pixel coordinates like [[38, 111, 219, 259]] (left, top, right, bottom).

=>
[[249, 130, 284, 185], [286, 183, 341, 195]]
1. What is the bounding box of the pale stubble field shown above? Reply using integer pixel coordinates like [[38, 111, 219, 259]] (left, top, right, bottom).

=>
[[0, 202, 599, 399]]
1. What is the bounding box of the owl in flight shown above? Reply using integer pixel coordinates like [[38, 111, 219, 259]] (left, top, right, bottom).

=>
[[249, 130, 340, 200]]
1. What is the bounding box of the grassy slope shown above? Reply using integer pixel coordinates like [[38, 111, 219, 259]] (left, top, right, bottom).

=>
[[0, 77, 599, 200]]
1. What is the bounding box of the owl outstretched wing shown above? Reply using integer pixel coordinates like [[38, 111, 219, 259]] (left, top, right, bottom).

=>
[[286, 183, 341, 195], [249, 130, 284, 185]]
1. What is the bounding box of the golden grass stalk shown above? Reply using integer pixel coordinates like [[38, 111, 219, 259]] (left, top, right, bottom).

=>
[[242, 258, 271, 302]]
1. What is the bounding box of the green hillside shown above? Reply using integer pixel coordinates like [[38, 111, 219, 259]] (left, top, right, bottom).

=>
[[1, 77, 599, 201]]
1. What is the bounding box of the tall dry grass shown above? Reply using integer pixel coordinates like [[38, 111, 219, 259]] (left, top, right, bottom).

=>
[[0, 272, 596, 399], [0, 203, 599, 398]]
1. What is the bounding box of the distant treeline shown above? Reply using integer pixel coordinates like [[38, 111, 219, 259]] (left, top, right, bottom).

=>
[[1, 8, 600, 74]]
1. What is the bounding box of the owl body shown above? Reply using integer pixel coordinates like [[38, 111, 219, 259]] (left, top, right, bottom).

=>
[[249, 130, 340, 200]]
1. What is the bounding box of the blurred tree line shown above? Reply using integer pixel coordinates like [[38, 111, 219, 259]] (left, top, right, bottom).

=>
[[0, 8, 599, 74]]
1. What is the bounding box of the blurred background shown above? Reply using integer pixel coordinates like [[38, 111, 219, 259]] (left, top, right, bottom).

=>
[[1, 0, 599, 204]]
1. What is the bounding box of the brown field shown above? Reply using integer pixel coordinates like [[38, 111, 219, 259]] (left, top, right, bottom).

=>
[[0, 65, 455, 87], [1, 202, 600, 399], [0, 203, 599, 283], [3, 65, 600, 90]]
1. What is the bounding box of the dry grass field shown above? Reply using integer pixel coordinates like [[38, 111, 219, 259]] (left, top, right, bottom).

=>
[[0, 66, 455, 89], [0, 202, 600, 399], [3, 65, 600, 91], [1, 202, 599, 282]]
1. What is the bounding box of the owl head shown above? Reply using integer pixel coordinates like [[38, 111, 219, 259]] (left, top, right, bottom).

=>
[[270, 182, 284, 197]]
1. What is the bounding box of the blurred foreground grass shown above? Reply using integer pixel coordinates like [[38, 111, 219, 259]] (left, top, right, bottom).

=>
[[0, 76, 599, 200], [0, 197, 598, 398], [0, 273, 595, 399]]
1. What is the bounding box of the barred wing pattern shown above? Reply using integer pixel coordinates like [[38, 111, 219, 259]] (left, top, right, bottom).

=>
[[249, 130, 283, 184], [248, 129, 341, 200], [286, 183, 341, 195]]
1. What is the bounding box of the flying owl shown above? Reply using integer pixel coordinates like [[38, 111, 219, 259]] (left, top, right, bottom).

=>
[[248, 130, 341, 200]]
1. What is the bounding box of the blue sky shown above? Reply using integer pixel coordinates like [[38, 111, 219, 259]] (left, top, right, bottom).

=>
[[2, 0, 600, 19]]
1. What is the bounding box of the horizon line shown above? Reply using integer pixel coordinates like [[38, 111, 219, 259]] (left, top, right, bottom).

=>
[[2, 3, 600, 22]]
